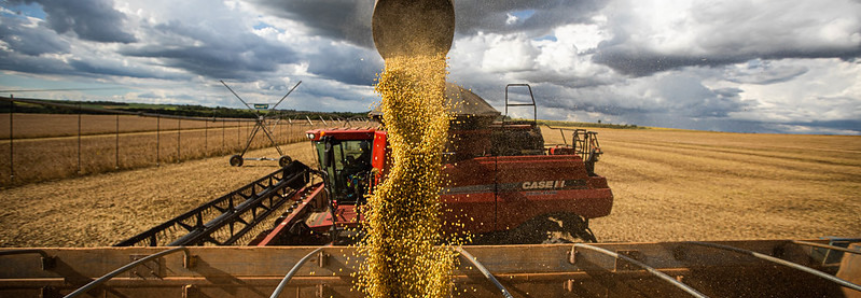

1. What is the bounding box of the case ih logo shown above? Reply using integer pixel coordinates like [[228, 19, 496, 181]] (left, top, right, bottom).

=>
[[522, 180, 567, 190]]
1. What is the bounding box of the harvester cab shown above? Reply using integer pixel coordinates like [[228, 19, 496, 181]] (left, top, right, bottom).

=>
[[309, 131, 375, 205]]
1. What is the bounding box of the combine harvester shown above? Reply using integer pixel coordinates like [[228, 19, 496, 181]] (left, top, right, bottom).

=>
[[2, 0, 859, 297]]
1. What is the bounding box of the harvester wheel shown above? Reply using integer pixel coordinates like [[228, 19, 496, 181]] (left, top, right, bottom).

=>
[[544, 213, 598, 243], [229, 155, 244, 167], [557, 213, 598, 243], [493, 214, 565, 244], [278, 155, 292, 167]]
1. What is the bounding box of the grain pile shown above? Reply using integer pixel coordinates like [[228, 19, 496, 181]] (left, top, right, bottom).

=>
[[356, 54, 456, 297]]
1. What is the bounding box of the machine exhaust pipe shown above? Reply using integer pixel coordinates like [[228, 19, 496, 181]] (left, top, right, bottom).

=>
[[372, 0, 455, 59]]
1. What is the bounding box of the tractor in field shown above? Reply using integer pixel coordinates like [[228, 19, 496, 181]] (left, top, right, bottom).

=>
[[109, 81, 612, 248], [1, 0, 858, 297], [252, 82, 612, 246]]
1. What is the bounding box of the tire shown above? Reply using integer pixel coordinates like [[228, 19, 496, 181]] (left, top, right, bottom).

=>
[[229, 155, 244, 167], [278, 155, 292, 167], [511, 213, 598, 244], [500, 215, 561, 244], [551, 213, 598, 243]]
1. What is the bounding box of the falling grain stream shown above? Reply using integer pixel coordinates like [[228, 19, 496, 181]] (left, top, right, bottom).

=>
[[357, 1, 458, 297]]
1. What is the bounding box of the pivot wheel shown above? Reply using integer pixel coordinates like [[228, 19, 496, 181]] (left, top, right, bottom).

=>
[[278, 155, 293, 167], [229, 155, 244, 167]]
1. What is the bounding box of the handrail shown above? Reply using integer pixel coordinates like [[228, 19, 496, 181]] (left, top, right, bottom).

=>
[[541, 124, 602, 174], [64, 247, 192, 298], [457, 247, 514, 298], [792, 240, 861, 255], [270, 247, 323, 298], [0, 249, 55, 270], [689, 241, 861, 293], [504, 84, 537, 124], [572, 243, 709, 298]]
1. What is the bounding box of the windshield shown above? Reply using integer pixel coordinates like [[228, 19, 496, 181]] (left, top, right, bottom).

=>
[[315, 139, 372, 201]]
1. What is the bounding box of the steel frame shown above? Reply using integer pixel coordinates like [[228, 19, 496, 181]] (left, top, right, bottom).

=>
[[115, 163, 311, 247], [220, 80, 301, 166], [2, 240, 859, 298]]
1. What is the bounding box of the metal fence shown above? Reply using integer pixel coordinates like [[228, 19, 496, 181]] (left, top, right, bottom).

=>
[[1, 97, 373, 187]]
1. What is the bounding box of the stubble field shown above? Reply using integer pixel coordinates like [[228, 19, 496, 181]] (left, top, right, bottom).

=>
[[0, 126, 859, 247], [572, 127, 861, 241], [0, 114, 368, 186]]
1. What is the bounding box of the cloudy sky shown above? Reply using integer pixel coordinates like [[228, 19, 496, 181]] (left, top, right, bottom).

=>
[[1, 0, 860, 134]]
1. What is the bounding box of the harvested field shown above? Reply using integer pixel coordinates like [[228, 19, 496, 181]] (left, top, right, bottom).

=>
[[0, 127, 859, 247], [570, 128, 861, 241], [0, 114, 216, 139], [0, 143, 318, 247], [0, 113, 371, 186]]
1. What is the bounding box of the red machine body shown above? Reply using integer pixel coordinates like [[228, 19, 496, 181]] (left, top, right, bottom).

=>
[[255, 123, 613, 245]]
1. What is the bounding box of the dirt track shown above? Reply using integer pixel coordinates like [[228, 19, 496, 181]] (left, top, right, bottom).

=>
[[1, 128, 859, 247]]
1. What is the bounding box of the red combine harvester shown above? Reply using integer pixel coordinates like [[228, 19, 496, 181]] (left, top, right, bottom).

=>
[[110, 83, 612, 248], [252, 83, 612, 246]]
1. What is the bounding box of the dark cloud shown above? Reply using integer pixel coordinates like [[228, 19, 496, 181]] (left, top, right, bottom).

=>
[[592, 48, 744, 76], [724, 60, 809, 85], [593, 44, 861, 77], [248, 0, 607, 50], [533, 85, 657, 117], [628, 114, 777, 133], [512, 70, 619, 89], [242, 1, 387, 85], [249, 0, 376, 47], [120, 21, 297, 80], [784, 119, 861, 134], [9, 0, 136, 43], [0, 49, 72, 74], [649, 76, 751, 118], [0, 16, 69, 56], [454, 0, 607, 36], [306, 45, 382, 86], [593, 0, 861, 76], [493, 73, 755, 132], [68, 58, 187, 80], [0, 0, 858, 135], [300, 80, 367, 103]]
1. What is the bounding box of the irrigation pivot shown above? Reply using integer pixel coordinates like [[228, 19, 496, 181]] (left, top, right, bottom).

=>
[[220, 80, 302, 167]]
